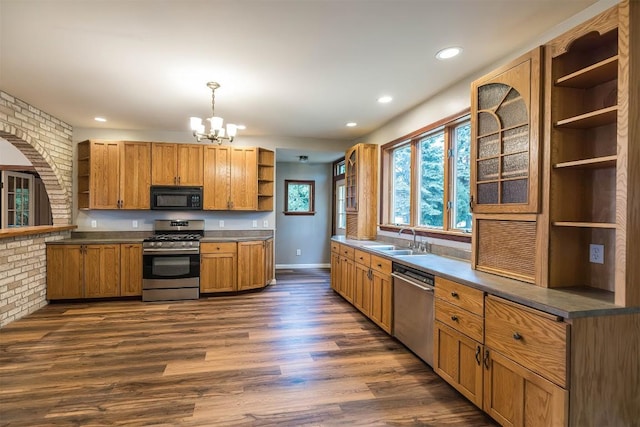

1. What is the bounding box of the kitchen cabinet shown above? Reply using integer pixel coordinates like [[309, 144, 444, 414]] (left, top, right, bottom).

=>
[[200, 242, 237, 293], [237, 240, 267, 291], [369, 254, 392, 333], [345, 143, 378, 240], [433, 277, 485, 408], [47, 244, 121, 299], [120, 243, 142, 296], [151, 142, 203, 186], [264, 238, 274, 284], [77, 140, 151, 209], [203, 147, 273, 211], [337, 244, 355, 303], [330, 242, 341, 293], [353, 249, 372, 316], [540, 0, 640, 307]]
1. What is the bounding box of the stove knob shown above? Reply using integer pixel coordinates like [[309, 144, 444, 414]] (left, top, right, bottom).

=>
[[149, 242, 156, 247]]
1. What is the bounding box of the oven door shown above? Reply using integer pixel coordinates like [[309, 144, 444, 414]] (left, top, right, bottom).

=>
[[143, 251, 200, 286]]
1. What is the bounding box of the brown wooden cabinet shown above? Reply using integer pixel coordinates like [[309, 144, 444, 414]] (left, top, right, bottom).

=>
[[200, 242, 237, 293], [369, 254, 392, 333], [120, 243, 142, 296], [151, 143, 203, 186], [237, 240, 266, 291], [353, 249, 372, 316], [540, 0, 640, 307], [47, 244, 121, 299], [77, 140, 151, 210], [345, 143, 378, 240], [264, 238, 274, 284], [330, 242, 341, 293], [433, 277, 485, 408]]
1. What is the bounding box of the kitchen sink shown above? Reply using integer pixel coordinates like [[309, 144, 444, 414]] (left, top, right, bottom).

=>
[[383, 249, 414, 255], [362, 244, 416, 256]]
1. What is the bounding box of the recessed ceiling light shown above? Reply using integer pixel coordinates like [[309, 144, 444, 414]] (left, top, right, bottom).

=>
[[94, 117, 107, 122], [346, 122, 357, 127], [236, 124, 246, 130], [377, 96, 393, 104], [435, 47, 462, 60]]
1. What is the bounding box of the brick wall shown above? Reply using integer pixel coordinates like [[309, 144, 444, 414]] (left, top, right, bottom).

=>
[[0, 90, 74, 327]]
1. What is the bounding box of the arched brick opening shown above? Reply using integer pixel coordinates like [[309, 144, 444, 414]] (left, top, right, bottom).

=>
[[1, 123, 72, 225]]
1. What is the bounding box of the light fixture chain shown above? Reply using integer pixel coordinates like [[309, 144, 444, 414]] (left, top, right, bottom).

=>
[[211, 87, 216, 117]]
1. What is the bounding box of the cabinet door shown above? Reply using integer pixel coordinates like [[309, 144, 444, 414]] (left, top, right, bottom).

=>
[[370, 269, 392, 333], [120, 244, 142, 296], [200, 253, 237, 293], [229, 147, 257, 210], [237, 241, 265, 290], [203, 146, 231, 209], [484, 349, 567, 427], [177, 144, 203, 186], [434, 321, 483, 408], [345, 146, 358, 212], [151, 143, 178, 185], [90, 140, 120, 209], [264, 238, 274, 284], [84, 244, 121, 298], [330, 252, 341, 292], [340, 257, 354, 303], [46, 245, 84, 299], [470, 47, 542, 214], [353, 262, 371, 316], [120, 142, 151, 209]]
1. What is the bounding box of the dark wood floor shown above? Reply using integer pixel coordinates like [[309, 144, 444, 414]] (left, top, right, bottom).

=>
[[0, 268, 497, 426]]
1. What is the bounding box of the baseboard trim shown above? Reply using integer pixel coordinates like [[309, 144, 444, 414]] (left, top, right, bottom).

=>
[[276, 263, 331, 269]]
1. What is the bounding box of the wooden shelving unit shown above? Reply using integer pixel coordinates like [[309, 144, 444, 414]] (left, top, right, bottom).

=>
[[257, 148, 274, 211], [76, 140, 90, 209]]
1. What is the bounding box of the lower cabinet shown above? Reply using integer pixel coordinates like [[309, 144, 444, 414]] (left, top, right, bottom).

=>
[[200, 242, 237, 293], [120, 243, 142, 296], [264, 238, 274, 284], [330, 244, 341, 292], [237, 240, 266, 291], [47, 243, 122, 299], [369, 255, 392, 333], [353, 250, 372, 316]]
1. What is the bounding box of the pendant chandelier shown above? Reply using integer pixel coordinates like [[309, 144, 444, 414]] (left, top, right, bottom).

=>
[[190, 82, 238, 144]]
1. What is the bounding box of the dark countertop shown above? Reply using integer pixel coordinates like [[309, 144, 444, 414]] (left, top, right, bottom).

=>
[[47, 231, 273, 245], [332, 236, 640, 319]]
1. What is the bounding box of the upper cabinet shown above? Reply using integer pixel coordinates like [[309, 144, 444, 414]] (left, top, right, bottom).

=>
[[151, 143, 203, 186], [470, 47, 542, 214], [345, 143, 378, 240], [542, 0, 640, 307], [77, 140, 151, 210]]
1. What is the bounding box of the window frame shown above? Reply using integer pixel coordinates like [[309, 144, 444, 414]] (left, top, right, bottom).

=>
[[1, 170, 35, 228], [380, 109, 471, 241], [283, 179, 316, 216]]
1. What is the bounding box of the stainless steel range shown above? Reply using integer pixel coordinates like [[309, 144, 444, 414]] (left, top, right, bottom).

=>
[[142, 219, 204, 302]]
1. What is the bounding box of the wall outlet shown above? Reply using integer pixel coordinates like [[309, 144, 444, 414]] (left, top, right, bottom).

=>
[[252, 220, 258, 228], [132, 220, 138, 228], [296, 249, 301, 256], [91, 220, 97, 228], [219, 220, 224, 228], [589, 244, 604, 264], [263, 220, 269, 227]]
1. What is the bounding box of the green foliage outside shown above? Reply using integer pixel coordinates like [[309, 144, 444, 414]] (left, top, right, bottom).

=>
[[287, 184, 311, 212]]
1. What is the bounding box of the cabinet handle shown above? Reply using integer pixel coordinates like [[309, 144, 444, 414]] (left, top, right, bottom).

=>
[[377, 263, 382, 268], [513, 332, 522, 340], [451, 291, 459, 298], [483, 349, 490, 369], [451, 315, 459, 322], [469, 195, 474, 212], [475, 345, 481, 366]]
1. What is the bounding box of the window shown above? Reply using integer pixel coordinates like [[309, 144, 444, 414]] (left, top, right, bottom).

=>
[[383, 113, 471, 236], [1, 171, 34, 228], [284, 180, 315, 215], [337, 184, 346, 229]]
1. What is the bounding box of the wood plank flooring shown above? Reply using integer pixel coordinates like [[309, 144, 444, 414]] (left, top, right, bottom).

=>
[[0, 268, 497, 426]]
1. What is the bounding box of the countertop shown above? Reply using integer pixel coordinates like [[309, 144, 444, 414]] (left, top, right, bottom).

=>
[[46, 231, 273, 245], [332, 236, 640, 319]]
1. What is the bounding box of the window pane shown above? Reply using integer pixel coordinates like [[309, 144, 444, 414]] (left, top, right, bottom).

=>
[[287, 184, 310, 211], [418, 132, 445, 228], [452, 122, 471, 231], [391, 144, 411, 224], [337, 184, 346, 229]]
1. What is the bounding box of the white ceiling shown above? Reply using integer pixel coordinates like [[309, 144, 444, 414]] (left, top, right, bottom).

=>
[[1, 0, 597, 150]]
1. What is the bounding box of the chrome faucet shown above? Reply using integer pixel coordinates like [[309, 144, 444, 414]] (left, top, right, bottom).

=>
[[398, 227, 417, 249]]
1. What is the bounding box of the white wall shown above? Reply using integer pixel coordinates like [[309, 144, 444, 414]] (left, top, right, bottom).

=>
[[0, 138, 31, 165], [275, 162, 332, 268]]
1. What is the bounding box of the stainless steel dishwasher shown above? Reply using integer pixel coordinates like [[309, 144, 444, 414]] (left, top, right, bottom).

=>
[[392, 263, 435, 367]]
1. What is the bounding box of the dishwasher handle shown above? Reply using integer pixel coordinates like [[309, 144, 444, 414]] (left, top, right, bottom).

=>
[[391, 272, 435, 292]]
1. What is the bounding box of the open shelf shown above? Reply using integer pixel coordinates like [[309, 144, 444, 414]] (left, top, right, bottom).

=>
[[555, 55, 618, 88], [553, 155, 617, 169], [555, 106, 617, 128], [552, 221, 616, 229]]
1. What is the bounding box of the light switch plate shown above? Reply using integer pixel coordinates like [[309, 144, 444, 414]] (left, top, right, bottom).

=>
[[219, 220, 224, 228], [263, 220, 269, 227], [132, 220, 138, 228], [252, 220, 258, 228], [91, 220, 97, 228]]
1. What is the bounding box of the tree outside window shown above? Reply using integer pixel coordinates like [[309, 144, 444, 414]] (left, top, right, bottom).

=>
[[284, 180, 315, 215]]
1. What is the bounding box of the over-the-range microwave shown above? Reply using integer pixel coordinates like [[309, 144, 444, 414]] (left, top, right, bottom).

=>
[[150, 186, 202, 210]]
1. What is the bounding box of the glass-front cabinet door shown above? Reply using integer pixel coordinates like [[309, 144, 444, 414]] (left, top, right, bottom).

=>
[[470, 47, 542, 214]]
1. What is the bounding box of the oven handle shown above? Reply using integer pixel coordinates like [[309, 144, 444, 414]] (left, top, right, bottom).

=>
[[391, 272, 434, 292], [143, 248, 200, 255]]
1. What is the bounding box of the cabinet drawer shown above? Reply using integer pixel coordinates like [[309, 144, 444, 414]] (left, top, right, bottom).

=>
[[370, 255, 391, 275], [485, 295, 568, 387], [340, 245, 355, 259], [354, 249, 371, 266], [435, 277, 484, 316], [435, 299, 484, 343], [201, 242, 237, 254], [331, 242, 341, 253]]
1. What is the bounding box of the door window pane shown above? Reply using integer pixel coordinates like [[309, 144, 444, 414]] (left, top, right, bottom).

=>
[[2, 171, 33, 228], [418, 132, 445, 228], [391, 144, 411, 224], [451, 122, 471, 232]]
